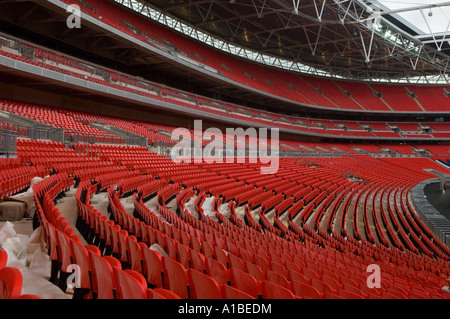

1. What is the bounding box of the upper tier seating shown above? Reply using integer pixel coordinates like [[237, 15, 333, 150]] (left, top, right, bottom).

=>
[[2, 35, 450, 141], [51, 0, 450, 113]]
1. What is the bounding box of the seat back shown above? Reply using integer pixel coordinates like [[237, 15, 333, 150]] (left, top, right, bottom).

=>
[[246, 261, 265, 281], [291, 281, 323, 299], [0, 267, 23, 299], [141, 246, 164, 288], [113, 268, 147, 299], [229, 268, 260, 299], [187, 268, 222, 299], [189, 249, 206, 273], [261, 280, 297, 299], [89, 252, 118, 299], [176, 242, 190, 269], [214, 247, 229, 268], [310, 278, 335, 294], [288, 269, 310, 285], [221, 284, 255, 299], [71, 242, 99, 290], [202, 241, 214, 259], [266, 270, 290, 290], [0, 249, 7, 269], [127, 235, 143, 273], [162, 257, 189, 299], [117, 229, 129, 264], [55, 229, 73, 271], [228, 253, 245, 271], [205, 258, 229, 286]]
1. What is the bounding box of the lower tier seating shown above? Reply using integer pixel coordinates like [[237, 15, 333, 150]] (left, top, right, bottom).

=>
[[1, 138, 449, 299]]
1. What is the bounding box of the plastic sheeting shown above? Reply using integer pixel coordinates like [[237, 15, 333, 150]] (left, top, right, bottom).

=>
[[218, 203, 231, 220], [7, 176, 44, 218], [120, 196, 136, 215], [0, 221, 28, 268], [235, 206, 245, 220], [183, 196, 199, 219], [149, 243, 168, 257], [201, 196, 218, 222], [0, 221, 70, 299]]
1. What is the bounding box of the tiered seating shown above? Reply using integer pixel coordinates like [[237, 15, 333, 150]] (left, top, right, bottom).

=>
[[334, 81, 391, 111], [407, 86, 450, 112], [3, 38, 450, 140], [369, 84, 423, 112], [49, 0, 450, 113], [0, 156, 46, 197], [0, 99, 123, 144], [4, 138, 445, 300], [303, 78, 363, 110]]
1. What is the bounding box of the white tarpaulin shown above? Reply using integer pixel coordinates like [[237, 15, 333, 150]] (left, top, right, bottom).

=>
[[201, 196, 218, 222], [8, 176, 44, 217], [183, 196, 199, 219], [218, 202, 231, 220], [0, 221, 70, 299]]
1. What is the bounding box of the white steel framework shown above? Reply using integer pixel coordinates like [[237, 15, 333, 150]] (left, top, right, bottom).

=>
[[113, 0, 450, 84]]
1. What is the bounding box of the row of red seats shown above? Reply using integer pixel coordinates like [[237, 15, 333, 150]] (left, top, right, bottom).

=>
[[0, 249, 40, 299], [156, 178, 450, 300], [4, 139, 448, 299], [2, 41, 449, 141], [33, 173, 181, 299], [54, 0, 450, 113], [188, 154, 450, 266], [0, 164, 45, 197], [310, 156, 450, 260], [65, 162, 450, 300], [1, 98, 123, 144]]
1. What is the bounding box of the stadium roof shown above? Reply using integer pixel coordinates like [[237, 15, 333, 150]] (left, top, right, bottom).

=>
[[116, 0, 450, 83], [377, 0, 450, 36]]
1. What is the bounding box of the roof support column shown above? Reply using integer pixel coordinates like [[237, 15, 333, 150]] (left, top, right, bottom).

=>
[[313, 0, 327, 22], [292, 0, 301, 15]]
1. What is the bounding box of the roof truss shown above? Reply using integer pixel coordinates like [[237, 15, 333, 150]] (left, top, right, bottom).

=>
[[113, 0, 450, 83]]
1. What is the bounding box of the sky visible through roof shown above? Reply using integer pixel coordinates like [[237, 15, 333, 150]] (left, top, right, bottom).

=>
[[373, 0, 450, 36]]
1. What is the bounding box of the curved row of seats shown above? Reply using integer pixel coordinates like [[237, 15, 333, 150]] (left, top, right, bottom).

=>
[[1, 100, 123, 144], [55, 0, 450, 113], [140, 172, 449, 298], [1, 139, 450, 299], [81, 147, 450, 298], [2, 43, 450, 142]]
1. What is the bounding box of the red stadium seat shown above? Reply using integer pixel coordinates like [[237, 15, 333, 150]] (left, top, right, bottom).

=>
[[0, 267, 23, 299], [291, 281, 324, 299], [229, 268, 261, 299], [140, 245, 164, 288], [205, 258, 229, 286], [113, 268, 149, 299], [187, 268, 222, 299], [0, 249, 7, 269], [261, 281, 298, 299], [221, 284, 255, 299], [162, 257, 189, 299]]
